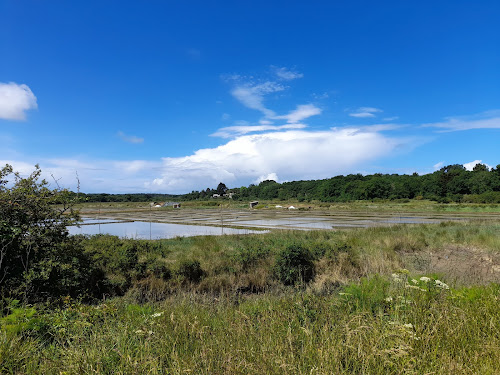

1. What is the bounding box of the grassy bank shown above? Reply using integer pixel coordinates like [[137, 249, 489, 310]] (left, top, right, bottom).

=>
[[1, 220, 500, 374]]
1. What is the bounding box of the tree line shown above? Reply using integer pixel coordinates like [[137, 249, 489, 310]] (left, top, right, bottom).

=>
[[59, 163, 500, 204], [184, 164, 500, 203]]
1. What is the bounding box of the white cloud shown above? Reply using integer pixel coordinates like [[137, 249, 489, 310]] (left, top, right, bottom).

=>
[[422, 110, 500, 131], [149, 127, 411, 192], [256, 172, 279, 184], [463, 160, 492, 171], [221, 113, 231, 120], [259, 119, 273, 125], [312, 92, 329, 100], [0, 82, 38, 121], [272, 66, 304, 81], [433, 161, 444, 171], [117, 131, 144, 144], [1, 158, 160, 193], [347, 124, 405, 132], [230, 81, 284, 117], [349, 107, 383, 118], [2, 126, 416, 194], [211, 123, 306, 138], [383, 116, 399, 122], [274, 104, 321, 124]]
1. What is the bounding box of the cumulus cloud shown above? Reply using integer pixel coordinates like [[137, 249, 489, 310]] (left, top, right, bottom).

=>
[[463, 160, 492, 171], [349, 107, 383, 118], [256, 172, 279, 184], [272, 66, 304, 81], [422, 110, 500, 131], [147, 128, 411, 193], [117, 131, 144, 144], [2, 126, 416, 194], [0, 82, 38, 121]]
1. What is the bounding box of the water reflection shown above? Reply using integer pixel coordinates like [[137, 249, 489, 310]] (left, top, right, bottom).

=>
[[68, 220, 266, 239]]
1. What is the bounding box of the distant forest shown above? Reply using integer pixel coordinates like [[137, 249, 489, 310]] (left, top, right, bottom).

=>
[[77, 163, 500, 204]]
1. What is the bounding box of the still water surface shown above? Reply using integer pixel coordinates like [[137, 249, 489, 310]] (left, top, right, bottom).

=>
[[68, 219, 266, 239]]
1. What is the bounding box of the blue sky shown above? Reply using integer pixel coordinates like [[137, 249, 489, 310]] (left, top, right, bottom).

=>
[[1, 0, 499, 193]]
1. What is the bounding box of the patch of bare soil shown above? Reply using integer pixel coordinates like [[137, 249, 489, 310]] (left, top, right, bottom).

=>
[[402, 246, 500, 286]]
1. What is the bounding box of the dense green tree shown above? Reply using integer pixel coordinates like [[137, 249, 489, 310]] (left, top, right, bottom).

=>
[[0, 165, 104, 302]]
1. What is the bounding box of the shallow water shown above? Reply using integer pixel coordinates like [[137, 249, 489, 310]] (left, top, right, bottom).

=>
[[68, 219, 266, 239]]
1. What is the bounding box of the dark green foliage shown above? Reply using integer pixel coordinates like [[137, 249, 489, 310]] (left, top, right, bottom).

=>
[[177, 259, 205, 283], [81, 235, 171, 295], [274, 244, 316, 286], [0, 164, 106, 302], [179, 163, 500, 202]]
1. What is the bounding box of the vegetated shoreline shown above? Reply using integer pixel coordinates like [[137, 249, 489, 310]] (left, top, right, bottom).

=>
[[2, 219, 500, 374]]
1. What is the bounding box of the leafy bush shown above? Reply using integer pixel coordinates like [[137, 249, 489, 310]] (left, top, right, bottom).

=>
[[0, 164, 106, 302], [274, 244, 315, 286], [177, 259, 205, 283]]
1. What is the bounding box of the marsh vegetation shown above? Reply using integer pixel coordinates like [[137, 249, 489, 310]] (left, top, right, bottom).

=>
[[2, 165, 500, 374]]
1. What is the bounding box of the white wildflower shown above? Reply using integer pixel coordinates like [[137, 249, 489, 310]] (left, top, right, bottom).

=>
[[411, 279, 418, 284], [391, 273, 402, 282], [385, 296, 393, 302], [135, 329, 145, 334], [151, 312, 164, 318], [420, 276, 431, 283], [403, 323, 413, 329], [435, 280, 449, 289]]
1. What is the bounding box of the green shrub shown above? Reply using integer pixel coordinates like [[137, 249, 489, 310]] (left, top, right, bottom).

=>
[[274, 244, 315, 286], [177, 259, 205, 283]]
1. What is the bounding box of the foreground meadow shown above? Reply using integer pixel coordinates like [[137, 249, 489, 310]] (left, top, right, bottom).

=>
[[1, 220, 500, 374]]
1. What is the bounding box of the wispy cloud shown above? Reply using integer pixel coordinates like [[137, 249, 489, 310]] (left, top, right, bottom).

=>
[[422, 110, 500, 131], [0, 82, 38, 121], [230, 81, 284, 117], [272, 66, 304, 81], [211, 123, 306, 138], [117, 131, 144, 144], [274, 104, 321, 124], [349, 107, 383, 118], [383, 116, 399, 121], [433, 161, 444, 171]]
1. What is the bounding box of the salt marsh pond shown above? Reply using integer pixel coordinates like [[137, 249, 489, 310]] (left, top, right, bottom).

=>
[[71, 206, 500, 239]]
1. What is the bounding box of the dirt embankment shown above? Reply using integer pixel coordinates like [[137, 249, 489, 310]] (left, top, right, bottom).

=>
[[402, 245, 500, 285]]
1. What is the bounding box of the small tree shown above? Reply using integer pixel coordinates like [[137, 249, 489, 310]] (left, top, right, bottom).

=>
[[0, 164, 102, 302], [216, 182, 228, 196]]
